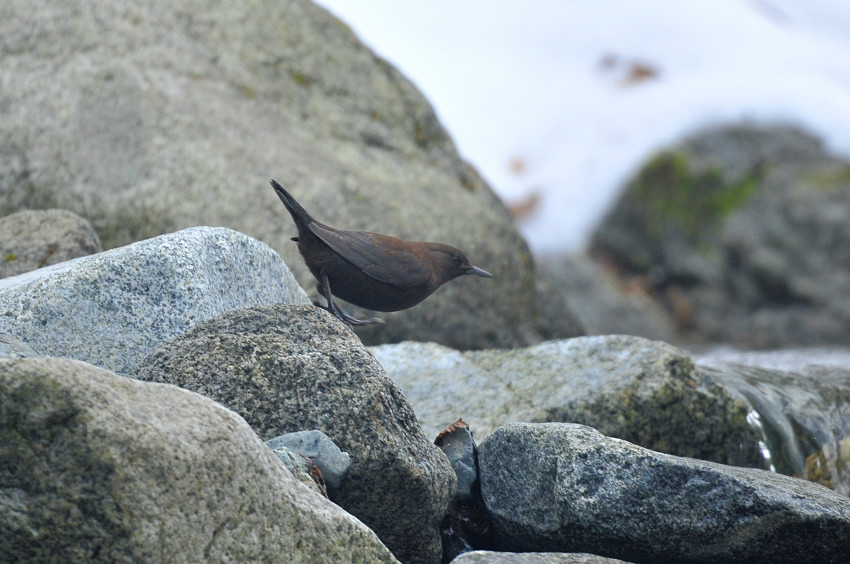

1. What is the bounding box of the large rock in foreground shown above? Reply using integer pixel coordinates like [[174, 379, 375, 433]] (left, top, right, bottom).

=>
[[0, 357, 398, 563], [479, 422, 850, 564], [0, 0, 582, 350], [133, 304, 454, 564], [0, 227, 308, 374]]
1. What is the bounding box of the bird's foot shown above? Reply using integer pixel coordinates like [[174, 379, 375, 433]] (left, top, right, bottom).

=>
[[339, 311, 385, 327], [311, 299, 385, 326]]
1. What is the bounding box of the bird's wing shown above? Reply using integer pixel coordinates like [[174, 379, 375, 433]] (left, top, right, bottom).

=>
[[309, 223, 431, 287]]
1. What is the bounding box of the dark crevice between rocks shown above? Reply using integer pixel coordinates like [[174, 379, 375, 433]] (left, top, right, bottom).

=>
[[435, 419, 495, 562]]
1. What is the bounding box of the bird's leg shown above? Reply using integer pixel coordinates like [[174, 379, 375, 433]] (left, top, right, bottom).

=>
[[315, 272, 384, 326]]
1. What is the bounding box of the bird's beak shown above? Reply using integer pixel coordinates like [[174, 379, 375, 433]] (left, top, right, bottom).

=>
[[466, 265, 494, 278]]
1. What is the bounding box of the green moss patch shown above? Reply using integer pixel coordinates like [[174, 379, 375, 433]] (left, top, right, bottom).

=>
[[633, 151, 761, 243]]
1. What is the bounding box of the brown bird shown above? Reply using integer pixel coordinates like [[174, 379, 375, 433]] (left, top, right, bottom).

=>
[[271, 180, 493, 326]]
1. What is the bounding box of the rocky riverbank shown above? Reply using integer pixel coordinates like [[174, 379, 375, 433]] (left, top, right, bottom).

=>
[[3, 0, 850, 561], [2, 228, 850, 563]]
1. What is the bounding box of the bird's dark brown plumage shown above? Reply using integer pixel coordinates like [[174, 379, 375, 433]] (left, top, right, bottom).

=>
[[270, 180, 493, 326]]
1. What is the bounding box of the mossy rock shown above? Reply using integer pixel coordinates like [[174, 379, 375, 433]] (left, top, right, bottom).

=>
[[632, 150, 761, 244], [590, 123, 850, 346]]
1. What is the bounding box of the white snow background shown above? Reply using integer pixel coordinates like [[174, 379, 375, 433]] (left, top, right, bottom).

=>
[[315, 1, 850, 254]]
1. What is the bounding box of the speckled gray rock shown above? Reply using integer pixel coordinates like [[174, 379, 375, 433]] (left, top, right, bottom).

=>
[[0, 0, 582, 351], [0, 356, 398, 563], [0, 209, 101, 279], [372, 341, 518, 442], [479, 422, 850, 563], [266, 430, 351, 493], [372, 336, 764, 469], [0, 226, 308, 374], [0, 334, 38, 359], [453, 551, 631, 564], [132, 304, 455, 564]]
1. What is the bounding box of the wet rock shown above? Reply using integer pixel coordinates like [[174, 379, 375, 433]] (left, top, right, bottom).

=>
[[805, 437, 850, 497], [696, 348, 850, 495], [0, 357, 398, 562], [0, 209, 101, 279], [133, 304, 455, 564], [479, 422, 850, 563], [0, 227, 308, 374]]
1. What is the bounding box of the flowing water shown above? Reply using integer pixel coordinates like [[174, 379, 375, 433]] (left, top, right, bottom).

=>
[[694, 348, 850, 495]]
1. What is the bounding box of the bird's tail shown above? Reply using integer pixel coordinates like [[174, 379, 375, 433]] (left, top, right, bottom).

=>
[[270, 179, 313, 229]]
